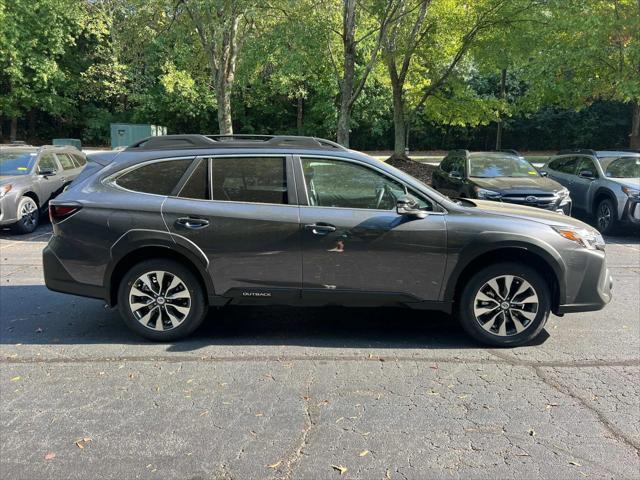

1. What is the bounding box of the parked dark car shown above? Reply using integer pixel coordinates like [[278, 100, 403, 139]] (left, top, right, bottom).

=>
[[43, 135, 611, 347], [0, 145, 87, 233], [432, 150, 572, 215], [542, 150, 640, 234]]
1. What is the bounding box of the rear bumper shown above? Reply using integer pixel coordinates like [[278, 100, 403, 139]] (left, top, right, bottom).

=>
[[555, 250, 613, 314], [43, 245, 107, 301]]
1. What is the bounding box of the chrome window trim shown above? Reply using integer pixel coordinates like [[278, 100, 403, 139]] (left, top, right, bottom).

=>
[[296, 154, 448, 214]]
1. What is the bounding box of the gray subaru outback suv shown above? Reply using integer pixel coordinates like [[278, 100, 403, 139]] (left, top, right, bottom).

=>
[[0, 144, 87, 233], [43, 135, 612, 347]]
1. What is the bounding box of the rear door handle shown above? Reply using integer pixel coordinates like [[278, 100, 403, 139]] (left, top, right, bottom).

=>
[[304, 223, 336, 235], [175, 217, 210, 230]]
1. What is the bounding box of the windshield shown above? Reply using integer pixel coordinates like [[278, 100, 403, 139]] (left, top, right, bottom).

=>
[[0, 151, 37, 176], [602, 156, 640, 178], [469, 155, 539, 178]]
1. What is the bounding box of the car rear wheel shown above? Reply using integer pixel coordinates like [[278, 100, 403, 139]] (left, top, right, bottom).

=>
[[458, 263, 550, 347], [11, 196, 39, 234], [117, 259, 207, 341], [595, 198, 617, 235]]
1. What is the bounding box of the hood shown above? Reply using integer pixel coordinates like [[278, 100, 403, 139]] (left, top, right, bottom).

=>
[[468, 199, 593, 229], [471, 176, 564, 194], [0, 175, 26, 186]]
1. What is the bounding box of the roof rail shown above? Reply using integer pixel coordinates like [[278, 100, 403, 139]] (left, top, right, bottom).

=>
[[126, 134, 348, 151], [494, 148, 522, 157], [555, 149, 597, 156], [448, 149, 470, 156]]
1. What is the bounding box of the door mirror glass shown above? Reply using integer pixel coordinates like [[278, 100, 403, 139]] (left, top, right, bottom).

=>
[[538, 170, 548, 177], [396, 194, 427, 218], [38, 168, 56, 176], [448, 171, 462, 180], [578, 169, 595, 179]]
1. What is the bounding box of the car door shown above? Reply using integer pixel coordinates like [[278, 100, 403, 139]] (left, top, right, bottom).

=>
[[296, 155, 447, 303], [33, 152, 65, 205], [162, 155, 302, 300], [571, 156, 598, 210], [547, 156, 577, 188]]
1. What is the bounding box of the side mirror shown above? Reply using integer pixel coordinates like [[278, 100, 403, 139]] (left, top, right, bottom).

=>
[[539, 170, 548, 177], [39, 168, 56, 177], [396, 194, 427, 218], [448, 171, 462, 180], [578, 170, 595, 179]]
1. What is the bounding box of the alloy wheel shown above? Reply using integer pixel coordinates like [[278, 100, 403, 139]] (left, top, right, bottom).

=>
[[597, 202, 611, 232], [129, 271, 191, 331], [20, 198, 38, 228], [473, 275, 539, 337]]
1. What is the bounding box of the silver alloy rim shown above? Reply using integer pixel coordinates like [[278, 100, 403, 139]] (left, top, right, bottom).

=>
[[597, 202, 611, 231], [473, 275, 539, 337], [20, 199, 38, 228], [129, 271, 191, 331]]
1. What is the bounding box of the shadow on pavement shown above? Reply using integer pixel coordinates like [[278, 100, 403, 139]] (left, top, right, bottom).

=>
[[0, 285, 549, 350]]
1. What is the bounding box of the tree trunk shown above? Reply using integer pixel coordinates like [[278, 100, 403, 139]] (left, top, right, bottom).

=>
[[631, 101, 640, 149], [10, 117, 17, 142], [216, 79, 233, 135], [28, 108, 36, 139], [390, 73, 406, 158], [337, 0, 357, 147], [495, 68, 507, 150], [296, 95, 304, 135]]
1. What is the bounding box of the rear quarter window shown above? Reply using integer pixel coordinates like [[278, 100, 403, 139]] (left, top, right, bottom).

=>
[[115, 159, 192, 195]]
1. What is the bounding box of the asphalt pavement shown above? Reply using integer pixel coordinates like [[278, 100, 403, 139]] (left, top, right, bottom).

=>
[[1, 222, 639, 480]]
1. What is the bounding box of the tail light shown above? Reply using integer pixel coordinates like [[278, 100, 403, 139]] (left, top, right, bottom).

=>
[[49, 204, 81, 222]]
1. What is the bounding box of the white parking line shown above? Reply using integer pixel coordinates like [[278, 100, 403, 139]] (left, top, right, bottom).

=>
[[0, 232, 51, 249]]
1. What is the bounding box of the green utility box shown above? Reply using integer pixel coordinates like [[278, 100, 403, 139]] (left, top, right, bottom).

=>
[[110, 124, 167, 149], [52, 138, 82, 149]]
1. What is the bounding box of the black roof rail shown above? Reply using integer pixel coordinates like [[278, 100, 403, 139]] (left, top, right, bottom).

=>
[[126, 134, 348, 151], [447, 149, 470, 157], [555, 149, 597, 156], [494, 148, 522, 157]]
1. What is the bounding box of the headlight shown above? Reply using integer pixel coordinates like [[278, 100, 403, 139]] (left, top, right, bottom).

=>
[[474, 187, 502, 199], [551, 225, 605, 250], [622, 186, 639, 198], [0, 184, 12, 198], [557, 188, 570, 198]]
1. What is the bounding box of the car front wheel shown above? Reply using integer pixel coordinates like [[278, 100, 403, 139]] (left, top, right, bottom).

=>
[[12, 196, 39, 234], [595, 198, 617, 235], [117, 259, 207, 341], [458, 263, 551, 347]]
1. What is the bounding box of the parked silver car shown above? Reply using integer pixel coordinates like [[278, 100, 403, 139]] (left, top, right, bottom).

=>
[[0, 145, 87, 233], [543, 150, 640, 234]]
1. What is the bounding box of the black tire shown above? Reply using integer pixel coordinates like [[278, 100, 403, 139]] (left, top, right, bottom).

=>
[[117, 259, 207, 341], [11, 196, 40, 234], [594, 197, 617, 235], [458, 262, 551, 347]]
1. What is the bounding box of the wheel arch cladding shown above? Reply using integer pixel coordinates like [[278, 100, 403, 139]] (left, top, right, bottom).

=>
[[593, 188, 618, 216], [22, 191, 40, 207], [445, 242, 565, 312], [106, 231, 213, 306]]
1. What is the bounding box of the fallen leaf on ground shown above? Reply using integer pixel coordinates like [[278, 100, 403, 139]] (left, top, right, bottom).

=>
[[10, 376, 20, 382], [359, 450, 369, 457], [74, 437, 91, 449], [427, 390, 439, 396], [569, 461, 582, 467], [266, 460, 282, 469], [528, 429, 536, 436], [44, 452, 56, 460], [331, 465, 348, 475], [255, 412, 264, 417]]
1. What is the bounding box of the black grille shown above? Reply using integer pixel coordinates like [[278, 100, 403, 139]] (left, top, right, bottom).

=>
[[501, 194, 558, 210]]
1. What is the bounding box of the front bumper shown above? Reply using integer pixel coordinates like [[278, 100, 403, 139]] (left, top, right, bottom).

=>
[[0, 194, 20, 226], [622, 196, 640, 225], [43, 244, 106, 301], [556, 248, 613, 314]]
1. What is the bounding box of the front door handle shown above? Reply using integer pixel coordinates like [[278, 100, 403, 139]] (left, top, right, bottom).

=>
[[304, 223, 336, 235], [175, 217, 210, 230]]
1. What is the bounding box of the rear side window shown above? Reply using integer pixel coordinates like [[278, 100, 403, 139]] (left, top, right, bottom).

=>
[[549, 156, 577, 174], [116, 159, 192, 195], [211, 157, 287, 204], [72, 154, 87, 167], [56, 153, 76, 170], [178, 159, 209, 200]]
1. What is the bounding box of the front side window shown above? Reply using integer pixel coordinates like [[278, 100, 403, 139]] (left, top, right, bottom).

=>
[[439, 156, 453, 173], [550, 156, 577, 174], [211, 157, 287, 204], [301, 157, 408, 210], [469, 154, 539, 178], [116, 159, 192, 195], [38, 154, 58, 173], [575, 157, 598, 177]]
